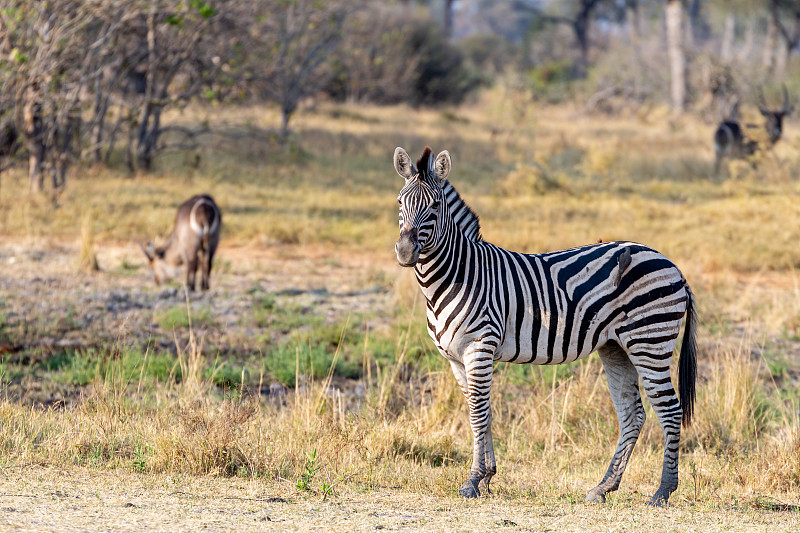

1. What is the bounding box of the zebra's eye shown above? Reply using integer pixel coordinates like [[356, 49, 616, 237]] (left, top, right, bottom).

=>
[[431, 200, 440, 209]]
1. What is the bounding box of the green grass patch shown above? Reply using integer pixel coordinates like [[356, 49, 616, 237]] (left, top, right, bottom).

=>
[[155, 305, 216, 331], [44, 347, 179, 387]]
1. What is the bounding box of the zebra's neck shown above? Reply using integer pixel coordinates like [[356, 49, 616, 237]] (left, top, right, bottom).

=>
[[414, 180, 483, 304], [441, 179, 481, 243]]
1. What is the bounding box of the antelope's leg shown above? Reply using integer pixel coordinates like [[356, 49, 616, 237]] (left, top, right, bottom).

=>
[[199, 250, 210, 291], [586, 342, 645, 504], [186, 256, 198, 292], [205, 238, 218, 291]]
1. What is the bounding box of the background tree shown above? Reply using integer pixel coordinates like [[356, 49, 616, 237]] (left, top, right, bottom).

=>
[[0, 1, 104, 193], [252, 0, 350, 139], [666, 0, 687, 113], [771, 0, 800, 77], [4, 0, 800, 189], [517, 0, 607, 78], [89, 1, 235, 171], [329, 5, 420, 104]]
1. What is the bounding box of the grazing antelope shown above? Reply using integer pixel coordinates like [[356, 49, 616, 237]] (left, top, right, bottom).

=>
[[713, 86, 793, 175], [140, 194, 221, 292]]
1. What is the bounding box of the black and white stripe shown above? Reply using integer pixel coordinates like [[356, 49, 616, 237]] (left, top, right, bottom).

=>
[[393, 146, 697, 505]]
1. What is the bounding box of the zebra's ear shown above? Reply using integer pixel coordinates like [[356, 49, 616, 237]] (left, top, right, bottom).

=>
[[434, 150, 451, 182], [394, 147, 416, 180]]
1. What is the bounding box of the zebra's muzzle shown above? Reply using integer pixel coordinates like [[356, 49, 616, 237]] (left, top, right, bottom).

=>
[[396, 228, 421, 267]]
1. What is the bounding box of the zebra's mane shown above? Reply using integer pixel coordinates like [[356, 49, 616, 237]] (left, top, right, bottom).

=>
[[442, 179, 482, 243]]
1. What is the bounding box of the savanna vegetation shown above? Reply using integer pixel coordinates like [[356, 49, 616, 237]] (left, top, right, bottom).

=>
[[1, 0, 800, 530]]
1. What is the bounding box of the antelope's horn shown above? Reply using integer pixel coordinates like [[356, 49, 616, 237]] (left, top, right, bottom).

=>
[[782, 84, 792, 114], [757, 87, 768, 113]]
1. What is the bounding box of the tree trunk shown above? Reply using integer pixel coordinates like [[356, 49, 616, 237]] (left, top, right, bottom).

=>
[[626, 0, 641, 48], [91, 71, 108, 164], [687, 0, 704, 44], [763, 15, 777, 74], [666, 0, 686, 114], [738, 19, 755, 63], [775, 34, 789, 78], [280, 107, 291, 140], [443, 0, 454, 41], [23, 98, 45, 193], [136, 105, 161, 171], [52, 117, 76, 189], [28, 147, 44, 194], [574, 16, 590, 78], [720, 13, 735, 62]]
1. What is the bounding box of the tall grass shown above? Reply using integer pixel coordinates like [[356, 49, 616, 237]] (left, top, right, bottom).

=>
[[78, 212, 100, 272], [0, 321, 797, 505], [1, 94, 800, 506]]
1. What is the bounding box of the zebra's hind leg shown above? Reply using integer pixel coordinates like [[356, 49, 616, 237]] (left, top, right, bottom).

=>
[[479, 410, 497, 495], [633, 352, 683, 506], [586, 342, 646, 504]]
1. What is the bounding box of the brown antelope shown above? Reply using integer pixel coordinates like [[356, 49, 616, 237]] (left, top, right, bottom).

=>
[[140, 194, 221, 292], [713, 86, 793, 175]]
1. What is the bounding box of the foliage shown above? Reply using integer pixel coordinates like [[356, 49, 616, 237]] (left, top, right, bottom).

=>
[[405, 20, 488, 106], [295, 448, 320, 491], [328, 5, 488, 106], [261, 0, 350, 137]]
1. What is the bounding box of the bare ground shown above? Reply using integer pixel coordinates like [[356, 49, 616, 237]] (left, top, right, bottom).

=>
[[0, 237, 399, 404], [0, 466, 798, 532], [2, 238, 800, 530]]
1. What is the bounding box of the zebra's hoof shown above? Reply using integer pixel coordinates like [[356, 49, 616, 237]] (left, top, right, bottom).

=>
[[647, 493, 669, 507], [585, 491, 606, 504], [459, 479, 480, 498]]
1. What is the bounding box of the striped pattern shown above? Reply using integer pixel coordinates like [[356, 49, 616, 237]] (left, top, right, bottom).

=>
[[393, 147, 697, 505]]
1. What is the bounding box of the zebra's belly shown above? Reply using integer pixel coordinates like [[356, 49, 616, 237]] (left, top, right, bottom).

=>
[[429, 313, 613, 366], [493, 326, 611, 365], [492, 301, 618, 365]]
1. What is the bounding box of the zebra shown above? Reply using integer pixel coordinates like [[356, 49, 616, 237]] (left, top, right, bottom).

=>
[[393, 146, 697, 506]]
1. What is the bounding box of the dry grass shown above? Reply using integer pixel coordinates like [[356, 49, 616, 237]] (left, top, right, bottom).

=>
[[78, 211, 100, 272], [1, 89, 800, 525], [0, 333, 797, 509]]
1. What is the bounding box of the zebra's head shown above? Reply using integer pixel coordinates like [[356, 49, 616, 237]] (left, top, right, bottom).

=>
[[393, 146, 451, 267]]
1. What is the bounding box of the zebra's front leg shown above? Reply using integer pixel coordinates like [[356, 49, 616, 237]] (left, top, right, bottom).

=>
[[450, 359, 496, 497], [457, 343, 496, 498]]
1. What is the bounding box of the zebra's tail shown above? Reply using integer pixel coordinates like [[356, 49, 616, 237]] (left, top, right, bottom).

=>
[[679, 280, 698, 428]]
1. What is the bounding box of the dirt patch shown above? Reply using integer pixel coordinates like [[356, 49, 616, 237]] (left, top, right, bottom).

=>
[[0, 466, 797, 532], [0, 237, 401, 403]]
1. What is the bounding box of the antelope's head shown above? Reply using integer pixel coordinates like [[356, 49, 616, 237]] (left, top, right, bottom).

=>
[[393, 146, 451, 267], [758, 85, 793, 144], [139, 241, 171, 285]]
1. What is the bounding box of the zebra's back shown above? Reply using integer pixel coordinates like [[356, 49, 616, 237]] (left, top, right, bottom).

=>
[[481, 240, 689, 365]]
